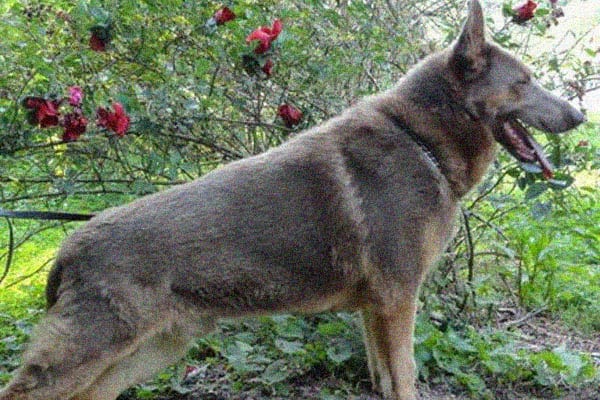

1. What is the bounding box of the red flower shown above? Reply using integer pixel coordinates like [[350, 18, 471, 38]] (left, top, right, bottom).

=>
[[89, 32, 107, 51], [62, 111, 88, 142], [89, 25, 112, 52], [278, 104, 302, 127], [68, 86, 83, 107], [23, 97, 61, 127], [214, 7, 236, 25], [183, 365, 201, 381], [96, 102, 130, 136], [23, 97, 46, 118], [35, 100, 60, 127], [246, 19, 283, 54], [513, 0, 537, 23], [262, 59, 273, 76]]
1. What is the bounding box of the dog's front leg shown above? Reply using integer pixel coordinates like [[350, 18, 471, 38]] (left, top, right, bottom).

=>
[[361, 298, 418, 400], [361, 308, 387, 394]]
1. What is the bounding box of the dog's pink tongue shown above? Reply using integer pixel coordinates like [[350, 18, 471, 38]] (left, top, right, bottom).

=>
[[524, 132, 555, 179], [503, 120, 554, 180], [537, 150, 554, 180]]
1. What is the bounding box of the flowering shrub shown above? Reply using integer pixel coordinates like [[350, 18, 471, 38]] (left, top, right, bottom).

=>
[[0, 0, 596, 205]]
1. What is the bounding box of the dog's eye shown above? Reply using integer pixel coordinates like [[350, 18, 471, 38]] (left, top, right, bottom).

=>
[[517, 77, 530, 85]]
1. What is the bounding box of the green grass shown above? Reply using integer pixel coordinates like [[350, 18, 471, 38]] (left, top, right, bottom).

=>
[[0, 220, 70, 302], [0, 220, 65, 384]]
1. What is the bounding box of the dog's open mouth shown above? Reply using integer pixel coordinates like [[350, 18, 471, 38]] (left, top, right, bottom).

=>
[[494, 117, 554, 179]]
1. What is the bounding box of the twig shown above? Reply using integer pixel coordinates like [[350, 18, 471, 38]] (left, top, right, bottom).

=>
[[0, 223, 61, 263], [0, 177, 186, 186], [467, 168, 512, 209], [211, 117, 288, 132], [569, 84, 600, 101], [504, 307, 547, 328], [161, 132, 243, 160], [462, 207, 475, 285], [458, 207, 476, 313], [0, 217, 14, 286], [498, 274, 520, 308], [364, 63, 380, 92], [3, 190, 129, 203], [4, 257, 54, 289], [463, 209, 509, 241]]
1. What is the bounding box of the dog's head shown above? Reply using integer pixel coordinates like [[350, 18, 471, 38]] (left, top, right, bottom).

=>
[[450, 0, 586, 178]]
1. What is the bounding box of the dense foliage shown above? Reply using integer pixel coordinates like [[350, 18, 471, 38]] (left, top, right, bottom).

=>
[[1, 0, 598, 200], [1, 0, 598, 398]]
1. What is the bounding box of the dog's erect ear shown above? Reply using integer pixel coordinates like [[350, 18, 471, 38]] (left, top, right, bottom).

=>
[[451, 0, 487, 81]]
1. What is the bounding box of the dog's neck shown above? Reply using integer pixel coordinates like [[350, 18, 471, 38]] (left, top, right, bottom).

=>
[[387, 115, 443, 174], [381, 56, 498, 197], [407, 131, 443, 173], [412, 110, 496, 198], [378, 97, 497, 198]]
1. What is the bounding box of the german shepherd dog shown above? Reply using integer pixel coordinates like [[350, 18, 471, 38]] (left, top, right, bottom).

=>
[[0, 1, 586, 399]]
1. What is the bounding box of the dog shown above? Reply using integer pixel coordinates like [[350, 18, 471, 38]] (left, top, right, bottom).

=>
[[0, 1, 586, 399]]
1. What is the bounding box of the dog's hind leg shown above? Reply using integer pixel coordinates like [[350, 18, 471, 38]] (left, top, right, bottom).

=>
[[71, 319, 215, 400], [0, 292, 147, 400], [361, 297, 418, 400]]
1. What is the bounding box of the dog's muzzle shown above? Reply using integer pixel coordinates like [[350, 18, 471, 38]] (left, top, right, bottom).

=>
[[493, 117, 555, 179]]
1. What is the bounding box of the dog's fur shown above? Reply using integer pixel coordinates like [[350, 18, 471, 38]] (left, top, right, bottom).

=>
[[0, 1, 585, 399]]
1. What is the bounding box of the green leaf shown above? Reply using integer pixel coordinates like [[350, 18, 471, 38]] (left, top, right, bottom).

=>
[[317, 321, 347, 337], [519, 162, 543, 174], [272, 315, 306, 339], [502, 3, 515, 18], [525, 182, 548, 200], [222, 340, 260, 373], [552, 345, 587, 381], [260, 360, 290, 384], [275, 339, 305, 355], [584, 48, 597, 57], [493, 243, 516, 259], [531, 201, 552, 220], [326, 339, 353, 364], [548, 174, 574, 190], [456, 371, 488, 396], [131, 180, 155, 195], [446, 330, 476, 353]]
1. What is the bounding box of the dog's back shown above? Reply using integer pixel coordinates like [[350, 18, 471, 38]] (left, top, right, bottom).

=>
[[49, 93, 457, 317], [51, 130, 357, 315]]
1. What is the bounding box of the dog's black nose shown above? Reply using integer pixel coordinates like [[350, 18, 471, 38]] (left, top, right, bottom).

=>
[[570, 108, 587, 127]]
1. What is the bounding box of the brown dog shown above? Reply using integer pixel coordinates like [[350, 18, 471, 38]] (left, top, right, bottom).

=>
[[0, 1, 585, 399]]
